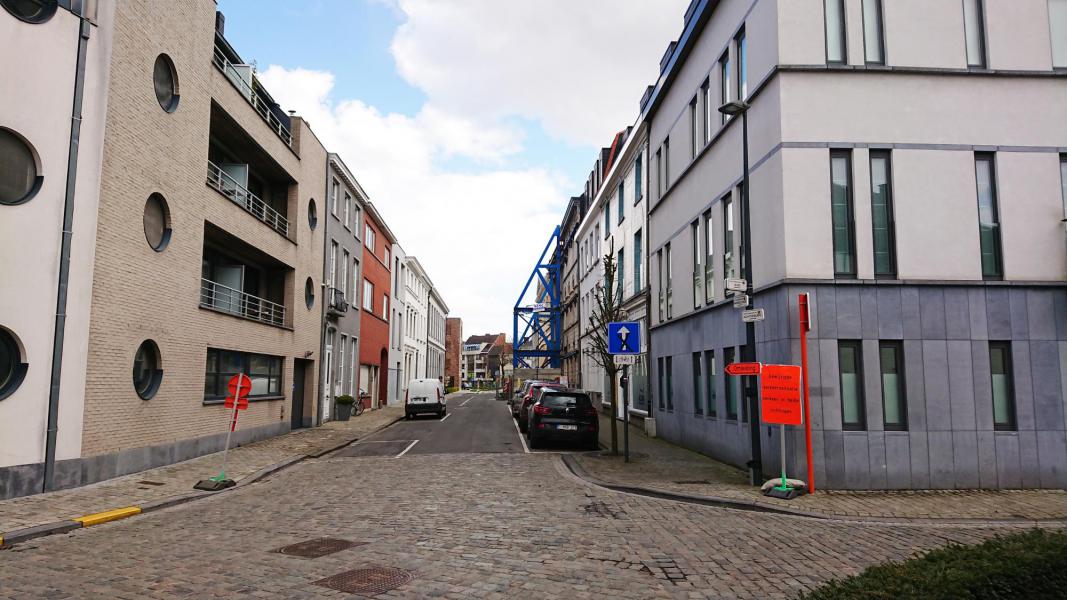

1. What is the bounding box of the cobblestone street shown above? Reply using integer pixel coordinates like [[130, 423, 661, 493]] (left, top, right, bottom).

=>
[[0, 397, 1057, 599]]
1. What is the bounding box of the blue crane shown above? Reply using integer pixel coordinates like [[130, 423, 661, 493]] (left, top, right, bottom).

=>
[[513, 226, 561, 368]]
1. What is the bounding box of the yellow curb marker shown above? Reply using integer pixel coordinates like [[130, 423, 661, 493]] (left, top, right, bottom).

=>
[[73, 506, 141, 527]]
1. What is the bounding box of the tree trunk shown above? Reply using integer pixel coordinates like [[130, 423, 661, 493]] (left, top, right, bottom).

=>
[[607, 367, 618, 455]]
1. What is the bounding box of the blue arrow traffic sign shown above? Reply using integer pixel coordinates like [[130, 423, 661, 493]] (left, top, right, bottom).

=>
[[607, 322, 641, 355]]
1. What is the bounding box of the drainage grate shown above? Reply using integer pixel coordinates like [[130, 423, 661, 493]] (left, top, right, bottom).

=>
[[274, 538, 365, 559], [314, 567, 414, 595]]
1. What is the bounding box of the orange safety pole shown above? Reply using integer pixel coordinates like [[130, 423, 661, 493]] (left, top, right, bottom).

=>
[[799, 293, 815, 493]]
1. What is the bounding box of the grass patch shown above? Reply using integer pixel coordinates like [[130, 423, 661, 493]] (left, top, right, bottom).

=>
[[801, 529, 1067, 600]]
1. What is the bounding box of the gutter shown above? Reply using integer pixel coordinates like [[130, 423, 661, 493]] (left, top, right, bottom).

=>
[[43, 15, 92, 493]]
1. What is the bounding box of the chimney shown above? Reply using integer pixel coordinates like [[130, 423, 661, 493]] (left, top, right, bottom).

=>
[[215, 11, 225, 35]]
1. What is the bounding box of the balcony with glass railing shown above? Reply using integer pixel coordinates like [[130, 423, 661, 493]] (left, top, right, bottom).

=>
[[206, 160, 289, 237], [200, 278, 286, 327], [211, 36, 292, 147]]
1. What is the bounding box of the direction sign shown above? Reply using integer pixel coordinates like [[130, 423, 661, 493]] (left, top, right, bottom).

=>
[[607, 321, 640, 355], [227, 373, 252, 399], [726, 278, 747, 293], [760, 364, 802, 425], [725, 362, 762, 376], [741, 308, 765, 322], [613, 355, 637, 366], [732, 293, 749, 309]]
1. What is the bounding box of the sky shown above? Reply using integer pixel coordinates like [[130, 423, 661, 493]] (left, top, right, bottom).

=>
[[217, 0, 690, 337]]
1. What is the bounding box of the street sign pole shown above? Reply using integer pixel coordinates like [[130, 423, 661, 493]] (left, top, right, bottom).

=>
[[621, 365, 630, 463], [214, 372, 247, 483], [799, 293, 815, 493]]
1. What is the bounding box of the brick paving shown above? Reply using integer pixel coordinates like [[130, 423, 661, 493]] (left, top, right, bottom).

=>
[[582, 414, 1067, 521], [0, 451, 1052, 599], [0, 407, 402, 534]]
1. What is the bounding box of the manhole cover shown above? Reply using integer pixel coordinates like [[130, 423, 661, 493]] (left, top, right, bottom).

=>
[[314, 567, 414, 595], [274, 538, 365, 558]]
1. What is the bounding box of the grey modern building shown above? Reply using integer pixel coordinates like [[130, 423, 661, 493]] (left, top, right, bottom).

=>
[[645, 0, 1067, 489]]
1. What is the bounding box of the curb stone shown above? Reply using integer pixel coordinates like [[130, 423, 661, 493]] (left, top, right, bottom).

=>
[[560, 454, 1067, 527], [0, 413, 404, 548]]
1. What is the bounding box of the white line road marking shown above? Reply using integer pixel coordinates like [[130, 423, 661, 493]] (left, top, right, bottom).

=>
[[358, 440, 414, 443], [460, 397, 473, 407], [395, 440, 419, 458], [439, 413, 451, 422], [509, 404, 530, 454]]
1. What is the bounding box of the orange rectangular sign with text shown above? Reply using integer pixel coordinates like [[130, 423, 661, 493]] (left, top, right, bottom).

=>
[[760, 364, 802, 426]]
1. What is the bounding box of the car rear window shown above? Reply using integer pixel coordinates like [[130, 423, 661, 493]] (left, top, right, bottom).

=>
[[541, 393, 592, 408]]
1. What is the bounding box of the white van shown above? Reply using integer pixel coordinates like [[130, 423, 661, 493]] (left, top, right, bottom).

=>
[[405, 378, 446, 419]]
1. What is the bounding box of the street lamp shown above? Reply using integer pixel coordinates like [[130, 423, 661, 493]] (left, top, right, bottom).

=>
[[718, 99, 763, 485]]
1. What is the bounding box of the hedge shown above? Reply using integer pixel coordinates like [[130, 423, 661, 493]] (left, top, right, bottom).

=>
[[801, 529, 1067, 600]]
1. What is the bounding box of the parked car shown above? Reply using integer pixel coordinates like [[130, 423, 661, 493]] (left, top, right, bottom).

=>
[[405, 378, 446, 419], [509, 380, 544, 417], [518, 383, 563, 432], [526, 389, 598, 450]]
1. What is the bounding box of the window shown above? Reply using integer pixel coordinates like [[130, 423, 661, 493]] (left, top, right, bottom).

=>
[[723, 196, 735, 287], [308, 199, 318, 231], [153, 54, 179, 112], [328, 241, 338, 287], [689, 97, 698, 159], [634, 230, 643, 291], [617, 249, 624, 302], [635, 155, 643, 202], [656, 149, 663, 197], [363, 279, 373, 311], [1053, 0, 1067, 67], [724, 347, 738, 419], [665, 242, 673, 319], [678, 351, 698, 419], [341, 250, 350, 297], [736, 28, 747, 99], [963, 0, 987, 67], [703, 210, 714, 303], [305, 277, 315, 309], [657, 250, 664, 320], [344, 191, 352, 229], [0, 327, 28, 400], [204, 348, 282, 400], [665, 356, 674, 411], [143, 193, 171, 251], [869, 151, 896, 277], [974, 153, 1002, 278], [331, 179, 340, 216], [664, 137, 671, 188], [352, 258, 359, 305], [382, 295, 389, 320], [384, 247, 390, 264], [339, 335, 347, 394], [0, 128, 41, 205], [604, 204, 610, 237], [701, 79, 711, 145], [691, 221, 703, 308], [133, 340, 162, 400], [877, 341, 907, 430], [1061, 155, 1067, 218], [862, 0, 885, 64], [830, 150, 857, 277], [617, 182, 625, 224], [364, 224, 375, 250], [704, 350, 717, 417], [825, 0, 847, 63], [657, 357, 665, 410], [839, 341, 866, 430], [989, 342, 1016, 430], [719, 51, 731, 125], [1, 0, 57, 22]]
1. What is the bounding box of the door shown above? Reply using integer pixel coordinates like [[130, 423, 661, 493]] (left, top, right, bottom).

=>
[[214, 264, 244, 315], [323, 329, 335, 419], [220, 163, 249, 200], [292, 359, 307, 429]]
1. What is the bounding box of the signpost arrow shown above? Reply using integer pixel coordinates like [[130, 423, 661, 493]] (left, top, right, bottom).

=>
[[607, 322, 641, 355], [725, 362, 762, 376], [741, 308, 765, 323], [726, 278, 748, 293]]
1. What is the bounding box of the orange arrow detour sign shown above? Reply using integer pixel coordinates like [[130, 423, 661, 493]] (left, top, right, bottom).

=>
[[724, 362, 762, 376]]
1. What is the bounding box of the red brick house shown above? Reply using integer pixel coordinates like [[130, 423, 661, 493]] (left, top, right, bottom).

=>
[[358, 203, 396, 409]]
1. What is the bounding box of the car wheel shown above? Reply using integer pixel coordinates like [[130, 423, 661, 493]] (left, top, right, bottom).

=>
[[587, 436, 599, 451]]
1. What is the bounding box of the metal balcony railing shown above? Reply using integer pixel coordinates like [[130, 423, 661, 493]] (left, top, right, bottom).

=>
[[206, 161, 290, 237], [327, 287, 348, 316], [200, 278, 286, 327], [211, 46, 293, 147]]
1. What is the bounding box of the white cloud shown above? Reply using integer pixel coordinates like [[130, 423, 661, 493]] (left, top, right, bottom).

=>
[[390, 0, 690, 146]]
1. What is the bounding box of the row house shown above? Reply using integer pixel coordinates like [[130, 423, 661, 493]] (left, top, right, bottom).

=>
[[386, 242, 407, 406], [359, 202, 396, 410], [444, 317, 463, 388], [560, 194, 589, 387], [461, 333, 506, 383]]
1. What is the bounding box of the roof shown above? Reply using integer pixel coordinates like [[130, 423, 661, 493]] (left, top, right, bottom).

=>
[[465, 333, 502, 345]]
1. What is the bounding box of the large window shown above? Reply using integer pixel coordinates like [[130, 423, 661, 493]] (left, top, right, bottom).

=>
[[963, 0, 987, 67], [862, 0, 885, 64], [665, 356, 674, 411], [736, 27, 747, 99], [704, 210, 715, 303], [204, 348, 282, 401], [635, 155, 643, 202], [665, 242, 673, 319], [634, 229, 643, 292], [692, 353, 703, 415], [870, 151, 896, 277], [704, 350, 717, 417], [724, 347, 738, 420], [331, 178, 340, 216], [617, 182, 625, 224], [689, 97, 699, 160], [664, 137, 671, 188], [838, 341, 866, 430], [719, 51, 731, 125], [692, 221, 703, 308], [831, 150, 856, 277], [989, 342, 1016, 430], [974, 153, 1002, 278], [1061, 155, 1067, 218], [0, 327, 27, 400], [656, 149, 663, 198], [825, 0, 847, 64], [616, 249, 624, 302], [722, 196, 735, 287], [153, 54, 179, 113], [657, 356, 665, 410], [657, 249, 664, 320], [1053, 0, 1067, 67], [1, 0, 58, 23], [364, 224, 375, 251], [341, 250, 350, 297], [604, 203, 610, 236], [879, 342, 906, 430], [328, 241, 338, 287], [701, 79, 712, 145], [363, 279, 374, 311], [344, 191, 352, 229]]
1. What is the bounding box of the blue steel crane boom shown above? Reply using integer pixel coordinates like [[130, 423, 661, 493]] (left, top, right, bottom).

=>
[[513, 226, 561, 368]]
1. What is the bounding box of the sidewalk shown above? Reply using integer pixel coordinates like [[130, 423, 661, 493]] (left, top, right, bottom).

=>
[[0, 406, 403, 545], [577, 414, 1067, 522]]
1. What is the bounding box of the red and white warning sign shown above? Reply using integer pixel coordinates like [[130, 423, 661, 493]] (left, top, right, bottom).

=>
[[759, 364, 802, 426]]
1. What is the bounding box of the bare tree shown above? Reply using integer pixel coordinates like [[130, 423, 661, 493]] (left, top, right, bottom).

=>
[[583, 240, 624, 455]]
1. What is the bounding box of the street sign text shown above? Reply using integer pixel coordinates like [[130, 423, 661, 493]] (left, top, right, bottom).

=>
[[725, 362, 762, 376], [741, 308, 765, 322], [760, 364, 803, 426], [726, 278, 747, 293]]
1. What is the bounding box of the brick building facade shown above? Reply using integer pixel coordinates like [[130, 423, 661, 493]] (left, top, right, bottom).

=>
[[358, 202, 396, 409], [445, 318, 462, 388]]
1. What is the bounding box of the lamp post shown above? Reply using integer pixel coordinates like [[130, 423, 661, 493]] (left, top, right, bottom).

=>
[[719, 100, 763, 485]]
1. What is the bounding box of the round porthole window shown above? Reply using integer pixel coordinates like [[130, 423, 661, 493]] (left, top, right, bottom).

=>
[[153, 54, 179, 113], [308, 199, 318, 231], [305, 277, 315, 309], [0, 127, 42, 205], [143, 193, 172, 251], [0, 326, 28, 401], [133, 340, 162, 400], [1, 0, 58, 23]]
